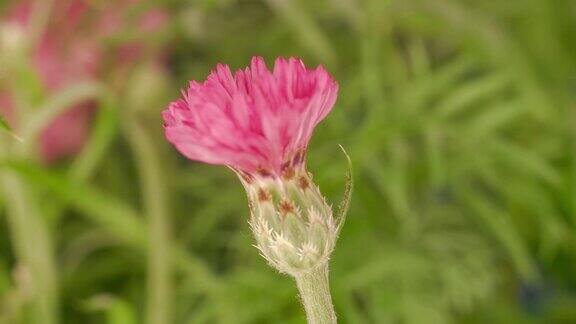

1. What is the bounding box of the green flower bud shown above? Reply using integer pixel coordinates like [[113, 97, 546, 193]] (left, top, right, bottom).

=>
[[241, 167, 339, 276]]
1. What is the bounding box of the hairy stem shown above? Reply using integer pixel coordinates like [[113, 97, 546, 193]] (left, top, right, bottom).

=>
[[294, 265, 337, 324]]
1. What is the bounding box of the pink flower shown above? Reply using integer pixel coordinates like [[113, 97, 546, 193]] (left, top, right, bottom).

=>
[[163, 56, 338, 177], [0, 0, 168, 163], [1, 1, 99, 164], [39, 105, 94, 163]]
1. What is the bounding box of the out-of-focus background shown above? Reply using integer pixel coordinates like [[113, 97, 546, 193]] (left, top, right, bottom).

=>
[[0, 0, 575, 323]]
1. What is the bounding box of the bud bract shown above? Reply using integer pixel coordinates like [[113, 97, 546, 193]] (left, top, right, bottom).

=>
[[240, 167, 339, 276]]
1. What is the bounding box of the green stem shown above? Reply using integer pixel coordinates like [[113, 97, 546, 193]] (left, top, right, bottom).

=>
[[123, 118, 172, 324], [294, 265, 337, 324], [0, 143, 59, 324], [124, 118, 235, 323]]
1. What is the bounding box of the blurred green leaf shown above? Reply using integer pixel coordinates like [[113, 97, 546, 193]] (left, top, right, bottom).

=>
[[69, 96, 119, 181], [0, 114, 22, 142], [264, 0, 337, 65], [459, 187, 539, 282], [6, 160, 146, 245], [0, 114, 11, 133], [83, 295, 137, 324], [436, 73, 510, 118]]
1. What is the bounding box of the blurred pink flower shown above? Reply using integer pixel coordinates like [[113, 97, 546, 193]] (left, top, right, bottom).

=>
[[0, 0, 168, 163], [116, 16, 169, 64], [96, 2, 169, 65], [0, 1, 97, 164], [163, 56, 338, 177]]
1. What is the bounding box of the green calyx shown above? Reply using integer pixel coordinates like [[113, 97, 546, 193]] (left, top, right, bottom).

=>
[[245, 168, 337, 275]]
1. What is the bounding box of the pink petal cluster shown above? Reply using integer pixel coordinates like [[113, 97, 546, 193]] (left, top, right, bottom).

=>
[[0, 0, 168, 163], [163, 57, 338, 176]]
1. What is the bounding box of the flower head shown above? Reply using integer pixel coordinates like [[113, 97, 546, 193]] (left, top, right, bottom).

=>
[[163, 56, 338, 177], [163, 57, 345, 275]]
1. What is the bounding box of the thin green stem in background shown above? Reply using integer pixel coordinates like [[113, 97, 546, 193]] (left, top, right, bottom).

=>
[[294, 266, 337, 324], [123, 116, 173, 324], [123, 116, 237, 324], [0, 139, 59, 324]]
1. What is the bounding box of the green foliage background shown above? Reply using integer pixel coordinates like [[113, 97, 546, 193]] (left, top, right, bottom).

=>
[[1, 0, 576, 323]]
